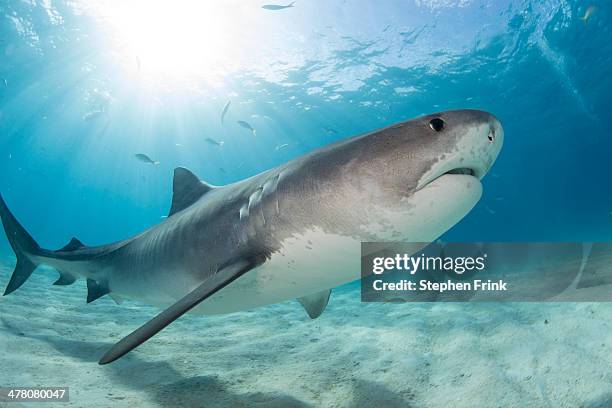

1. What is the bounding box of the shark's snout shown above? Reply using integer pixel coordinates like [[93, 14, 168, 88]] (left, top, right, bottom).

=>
[[487, 115, 503, 149], [416, 110, 504, 190], [471, 114, 503, 178], [484, 114, 504, 173]]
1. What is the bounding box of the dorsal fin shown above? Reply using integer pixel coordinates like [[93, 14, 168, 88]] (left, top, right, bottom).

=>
[[59, 237, 85, 252], [168, 167, 215, 216]]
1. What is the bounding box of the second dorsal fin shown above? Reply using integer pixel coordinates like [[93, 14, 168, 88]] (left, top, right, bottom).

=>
[[59, 237, 85, 252], [168, 167, 215, 216]]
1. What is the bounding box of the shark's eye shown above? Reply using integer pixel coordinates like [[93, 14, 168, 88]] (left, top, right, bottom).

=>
[[429, 118, 445, 132]]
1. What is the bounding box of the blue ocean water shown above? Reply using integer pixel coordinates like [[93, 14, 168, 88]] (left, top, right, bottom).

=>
[[0, 0, 610, 255], [0, 1, 612, 406]]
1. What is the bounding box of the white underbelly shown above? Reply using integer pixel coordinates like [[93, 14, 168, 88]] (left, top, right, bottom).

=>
[[196, 229, 361, 314]]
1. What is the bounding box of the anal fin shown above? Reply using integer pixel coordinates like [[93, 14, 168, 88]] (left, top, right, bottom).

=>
[[87, 279, 110, 303], [53, 271, 76, 286], [298, 289, 331, 319]]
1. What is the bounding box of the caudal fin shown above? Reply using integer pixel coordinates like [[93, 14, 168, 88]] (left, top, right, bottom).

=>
[[0, 194, 41, 295]]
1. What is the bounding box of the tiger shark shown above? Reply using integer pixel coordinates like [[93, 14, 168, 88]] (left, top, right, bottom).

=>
[[0, 109, 503, 364]]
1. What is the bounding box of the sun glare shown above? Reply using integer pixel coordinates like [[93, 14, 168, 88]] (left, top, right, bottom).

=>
[[92, 0, 243, 80]]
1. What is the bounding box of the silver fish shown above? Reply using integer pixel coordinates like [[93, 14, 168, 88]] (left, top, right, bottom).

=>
[[262, 2, 295, 10], [134, 153, 160, 166], [205, 137, 224, 147], [221, 100, 231, 125], [275, 143, 289, 151], [237, 120, 257, 136], [580, 6, 596, 24]]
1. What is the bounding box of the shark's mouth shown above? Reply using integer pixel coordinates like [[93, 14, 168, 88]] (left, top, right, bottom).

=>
[[444, 168, 476, 176], [417, 166, 481, 191]]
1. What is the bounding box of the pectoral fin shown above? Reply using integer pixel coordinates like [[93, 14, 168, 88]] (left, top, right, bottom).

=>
[[98, 259, 257, 365], [298, 289, 331, 319]]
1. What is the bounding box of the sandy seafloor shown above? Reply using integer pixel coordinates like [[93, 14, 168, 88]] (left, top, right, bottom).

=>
[[1, 260, 612, 408]]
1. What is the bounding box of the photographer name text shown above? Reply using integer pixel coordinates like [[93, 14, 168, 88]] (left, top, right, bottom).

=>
[[372, 279, 508, 293]]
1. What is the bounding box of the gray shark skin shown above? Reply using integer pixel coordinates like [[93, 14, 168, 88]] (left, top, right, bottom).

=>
[[0, 109, 503, 364]]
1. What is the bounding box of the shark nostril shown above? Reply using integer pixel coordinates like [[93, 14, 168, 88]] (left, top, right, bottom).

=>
[[488, 128, 495, 143]]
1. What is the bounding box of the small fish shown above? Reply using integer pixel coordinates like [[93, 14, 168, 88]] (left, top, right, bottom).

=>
[[580, 6, 596, 24], [205, 137, 225, 147], [221, 100, 231, 125], [262, 1, 295, 10], [275, 143, 289, 151], [323, 127, 338, 135], [134, 153, 160, 166], [1, 78, 7, 87], [175, 143, 184, 147], [219, 167, 226, 174], [237, 120, 257, 136]]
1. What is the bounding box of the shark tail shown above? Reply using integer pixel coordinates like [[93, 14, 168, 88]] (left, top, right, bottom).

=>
[[0, 194, 42, 296]]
